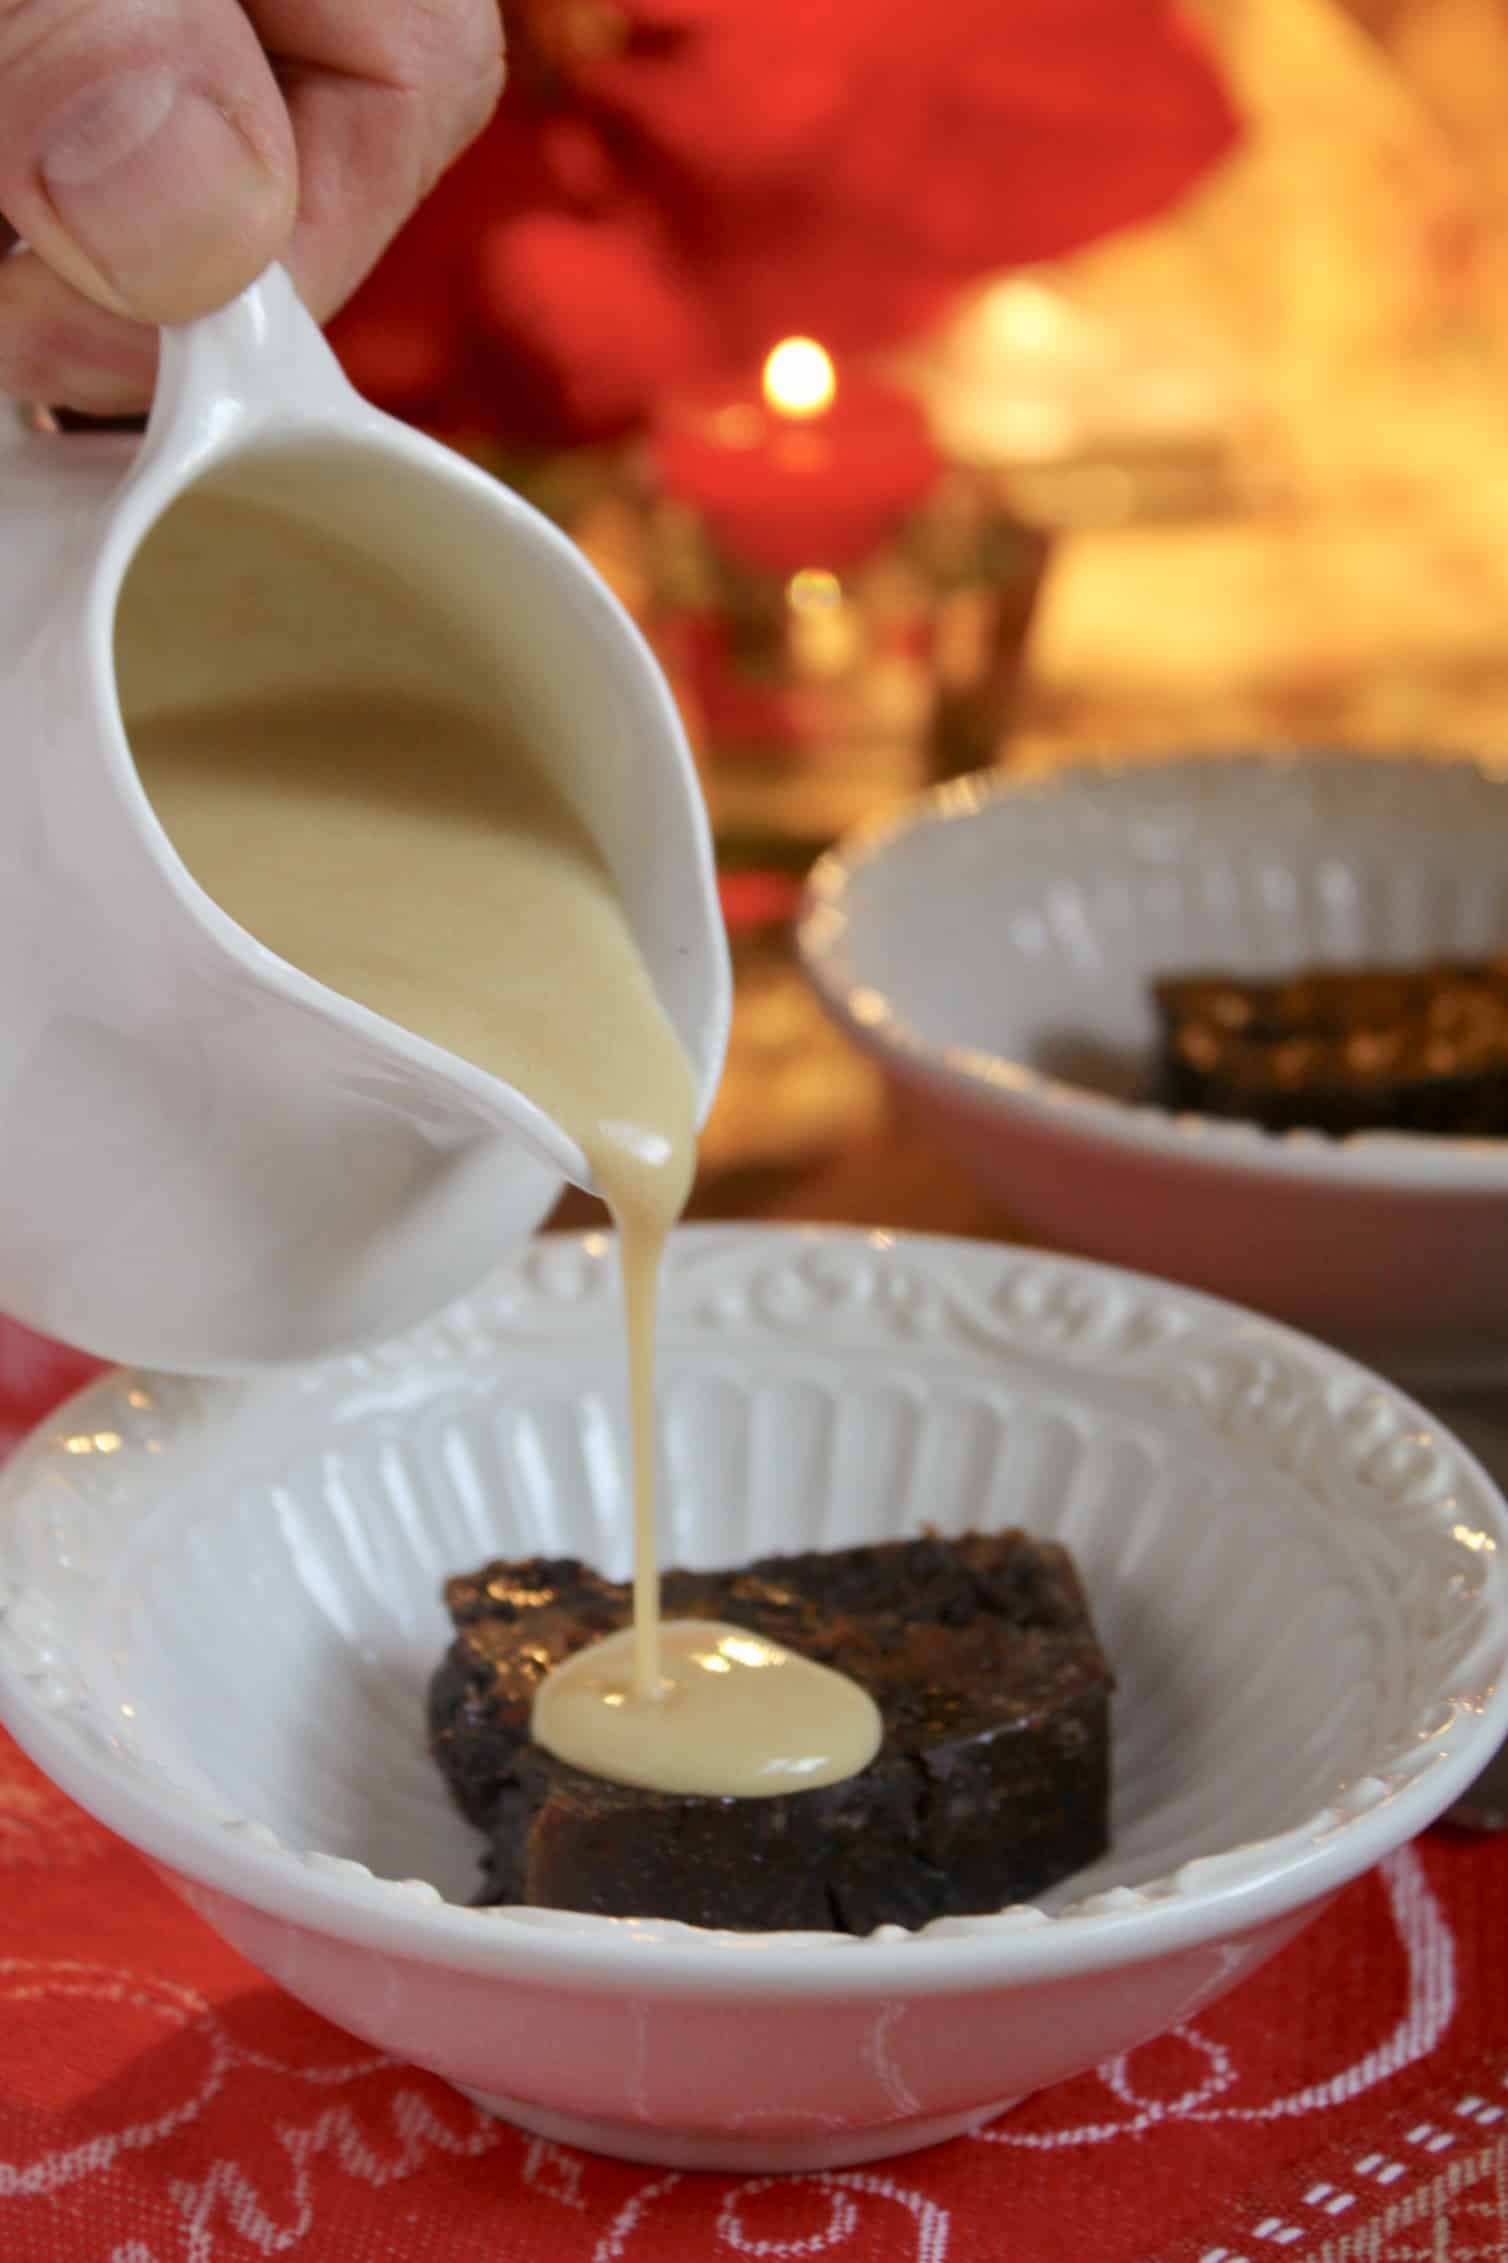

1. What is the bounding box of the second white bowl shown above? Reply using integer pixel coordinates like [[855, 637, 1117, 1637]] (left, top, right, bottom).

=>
[[800, 753, 1508, 1388]]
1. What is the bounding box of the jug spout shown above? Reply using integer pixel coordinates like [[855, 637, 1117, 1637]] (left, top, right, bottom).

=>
[[0, 269, 730, 1371]]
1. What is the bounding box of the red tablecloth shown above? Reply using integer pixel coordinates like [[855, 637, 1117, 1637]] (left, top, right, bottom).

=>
[[3, 1326, 1507, 2261]]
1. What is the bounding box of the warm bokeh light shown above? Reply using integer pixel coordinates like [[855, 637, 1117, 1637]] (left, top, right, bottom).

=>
[[785, 567, 843, 614], [762, 337, 837, 420]]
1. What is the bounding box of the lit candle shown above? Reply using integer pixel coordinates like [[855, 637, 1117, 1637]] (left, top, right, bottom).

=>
[[653, 337, 939, 577]]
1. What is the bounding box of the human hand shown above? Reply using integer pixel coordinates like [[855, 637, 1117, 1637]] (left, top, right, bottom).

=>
[[0, 0, 503, 412]]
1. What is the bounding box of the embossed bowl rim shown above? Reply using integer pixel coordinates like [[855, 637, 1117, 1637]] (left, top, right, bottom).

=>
[[799, 750, 1508, 1194], [2, 1225, 1506, 1997]]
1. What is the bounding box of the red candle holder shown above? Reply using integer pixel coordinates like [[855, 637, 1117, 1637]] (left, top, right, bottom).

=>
[[652, 342, 940, 579], [643, 340, 1047, 859]]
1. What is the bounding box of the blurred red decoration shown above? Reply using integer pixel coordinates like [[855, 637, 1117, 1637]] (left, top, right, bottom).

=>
[[329, 0, 1239, 447]]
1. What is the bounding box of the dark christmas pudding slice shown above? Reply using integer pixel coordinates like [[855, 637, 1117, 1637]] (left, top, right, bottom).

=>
[[428, 1531, 1112, 1935], [1153, 957, 1508, 1136]]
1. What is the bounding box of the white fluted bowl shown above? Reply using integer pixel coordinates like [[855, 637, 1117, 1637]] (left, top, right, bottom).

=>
[[1, 1228, 1505, 2172], [800, 753, 1508, 1389]]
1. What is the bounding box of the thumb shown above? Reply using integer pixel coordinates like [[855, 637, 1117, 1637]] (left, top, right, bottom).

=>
[[0, 0, 296, 325]]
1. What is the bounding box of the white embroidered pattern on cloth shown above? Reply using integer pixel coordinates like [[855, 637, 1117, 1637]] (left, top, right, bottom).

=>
[[93, 2136, 588, 2263], [976, 1844, 1454, 2150], [0, 1769, 110, 1867], [589, 2169, 951, 2263], [1295, 2126, 1508, 2262], [1174, 2080, 1508, 2263], [0, 1823, 1461, 2263], [0, 1976, 497, 2263]]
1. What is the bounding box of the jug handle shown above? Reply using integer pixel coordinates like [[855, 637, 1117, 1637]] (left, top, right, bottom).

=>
[[0, 265, 355, 470], [139, 263, 362, 478]]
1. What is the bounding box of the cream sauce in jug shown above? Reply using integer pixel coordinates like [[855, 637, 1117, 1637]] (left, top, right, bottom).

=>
[[120, 496, 880, 1797]]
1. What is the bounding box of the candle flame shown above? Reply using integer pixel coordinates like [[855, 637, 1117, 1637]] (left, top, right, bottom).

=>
[[786, 567, 842, 613], [763, 337, 836, 420]]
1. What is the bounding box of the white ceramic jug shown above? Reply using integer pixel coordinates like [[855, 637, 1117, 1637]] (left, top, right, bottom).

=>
[[0, 267, 730, 1371]]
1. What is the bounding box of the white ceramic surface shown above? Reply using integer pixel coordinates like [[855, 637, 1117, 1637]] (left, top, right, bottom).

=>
[[0, 267, 729, 1371], [800, 753, 1508, 1389], [1, 1226, 1504, 2172]]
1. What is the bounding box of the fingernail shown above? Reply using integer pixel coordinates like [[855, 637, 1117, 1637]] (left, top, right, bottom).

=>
[[39, 69, 291, 320]]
